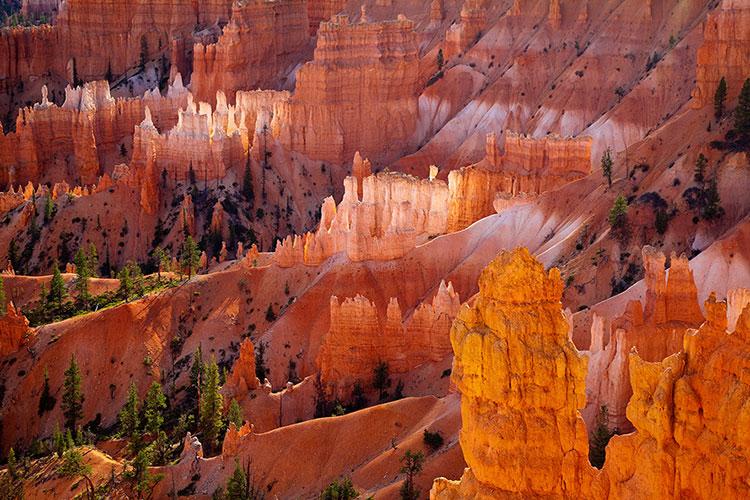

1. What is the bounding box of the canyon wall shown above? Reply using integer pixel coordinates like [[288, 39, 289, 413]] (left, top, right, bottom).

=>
[[274, 168, 448, 267], [444, 0, 486, 59], [692, 0, 750, 108], [317, 280, 460, 403], [446, 132, 592, 232], [273, 14, 420, 165], [0, 303, 31, 357], [191, 0, 310, 105], [0, 78, 189, 188], [306, 0, 346, 35]]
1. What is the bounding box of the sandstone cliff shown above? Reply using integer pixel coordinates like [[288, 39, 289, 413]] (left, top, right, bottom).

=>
[[191, 0, 310, 105], [0, 303, 31, 357], [446, 132, 592, 232], [317, 280, 460, 403], [692, 0, 750, 108], [273, 14, 420, 165], [274, 167, 449, 266]]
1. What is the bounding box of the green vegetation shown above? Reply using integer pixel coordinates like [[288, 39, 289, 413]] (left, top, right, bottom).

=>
[[200, 357, 224, 454], [694, 153, 707, 184], [423, 429, 444, 451], [399, 450, 425, 500], [228, 399, 244, 429], [62, 355, 84, 432], [38, 366, 56, 416], [180, 235, 201, 278], [600, 148, 613, 187], [608, 195, 629, 241], [320, 477, 358, 500], [736, 78, 750, 137], [714, 76, 727, 121]]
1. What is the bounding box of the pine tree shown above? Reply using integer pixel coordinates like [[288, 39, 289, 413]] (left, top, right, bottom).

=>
[[373, 360, 390, 401], [436, 48, 444, 71], [694, 153, 707, 184], [735, 78, 750, 137], [117, 265, 133, 301], [73, 247, 91, 307], [399, 450, 424, 500], [44, 195, 55, 223], [38, 366, 56, 416], [200, 357, 224, 454], [143, 382, 166, 435], [702, 175, 724, 221], [87, 243, 99, 277], [53, 424, 66, 456], [600, 148, 613, 187], [321, 477, 358, 500], [62, 355, 84, 431], [189, 345, 205, 412], [48, 263, 68, 308], [714, 76, 727, 121], [119, 382, 140, 439], [58, 448, 95, 499], [180, 235, 200, 278], [225, 460, 248, 499], [608, 195, 628, 232], [227, 399, 243, 429], [153, 246, 168, 281]]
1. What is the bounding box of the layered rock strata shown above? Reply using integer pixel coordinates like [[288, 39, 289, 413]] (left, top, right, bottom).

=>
[[0, 303, 31, 358], [692, 0, 750, 108], [191, 0, 310, 105], [273, 14, 420, 165], [583, 247, 704, 431], [274, 168, 448, 266], [446, 132, 592, 231], [317, 280, 460, 402]]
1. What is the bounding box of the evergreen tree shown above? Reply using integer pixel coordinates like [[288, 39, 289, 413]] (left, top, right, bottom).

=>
[[0, 275, 5, 316], [73, 247, 91, 307], [225, 460, 248, 499], [200, 358, 224, 454], [53, 424, 66, 456], [180, 235, 200, 278], [48, 263, 68, 308], [189, 345, 205, 411], [600, 148, 613, 187], [117, 265, 133, 301], [143, 382, 166, 435], [87, 243, 99, 277], [119, 383, 140, 437], [126, 446, 163, 499], [714, 76, 727, 120], [702, 175, 725, 221], [436, 48, 444, 71], [0, 446, 21, 499], [58, 448, 95, 499], [153, 246, 168, 281], [44, 195, 55, 223], [399, 450, 424, 500], [373, 361, 390, 401], [608, 195, 629, 237], [38, 366, 56, 415], [735, 78, 750, 137], [228, 399, 243, 429], [62, 355, 84, 431], [320, 477, 358, 500], [694, 153, 707, 184], [7, 238, 19, 272]]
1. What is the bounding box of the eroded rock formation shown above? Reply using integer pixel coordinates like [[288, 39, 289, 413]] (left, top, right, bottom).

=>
[[317, 281, 460, 402], [273, 14, 420, 164], [447, 132, 592, 231], [191, 0, 310, 105], [583, 247, 705, 431], [0, 303, 31, 357], [432, 248, 592, 498], [692, 0, 750, 108]]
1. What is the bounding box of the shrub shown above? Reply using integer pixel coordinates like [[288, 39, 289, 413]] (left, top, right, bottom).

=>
[[423, 429, 444, 451]]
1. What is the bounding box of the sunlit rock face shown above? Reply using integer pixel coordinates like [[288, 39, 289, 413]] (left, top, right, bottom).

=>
[[433, 248, 594, 498], [274, 14, 421, 165]]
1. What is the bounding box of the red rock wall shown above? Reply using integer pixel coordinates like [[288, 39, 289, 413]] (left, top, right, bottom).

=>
[[692, 0, 750, 108], [273, 14, 420, 165], [317, 281, 460, 403], [306, 0, 346, 35], [191, 0, 310, 105]]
